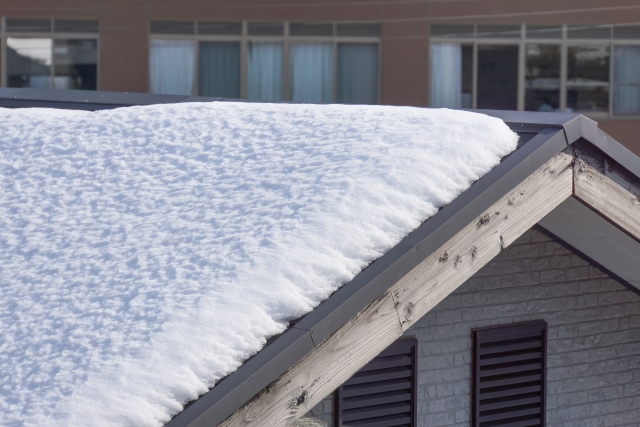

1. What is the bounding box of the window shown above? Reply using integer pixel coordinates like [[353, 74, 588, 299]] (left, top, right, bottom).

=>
[[149, 39, 195, 95], [429, 43, 472, 108], [337, 43, 378, 104], [334, 338, 417, 427], [567, 46, 610, 113], [613, 46, 640, 115], [430, 23, 640, 117], [525, 44, 561, 112], [3, 19, 99, 90], [198, 42, 240, 98], [149, 21, 380, 104], [247, 42, 283, 101], [472, 321, 547, 427], [477, 45, 518, 110]]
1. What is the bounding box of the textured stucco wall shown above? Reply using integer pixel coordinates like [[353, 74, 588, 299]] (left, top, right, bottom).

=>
[[295, 228, 640, 426]]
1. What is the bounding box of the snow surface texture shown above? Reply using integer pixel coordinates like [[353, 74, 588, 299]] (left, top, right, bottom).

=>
[[0, 103, 518, 426]]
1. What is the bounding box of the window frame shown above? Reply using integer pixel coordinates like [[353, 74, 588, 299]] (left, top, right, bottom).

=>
[[1, 17, 100, 90], [430, 23, 640, 119], [149, 21, 381, 104]]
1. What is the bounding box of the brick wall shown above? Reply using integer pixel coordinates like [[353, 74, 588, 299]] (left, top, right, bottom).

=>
[[295, 228, 640, 426]]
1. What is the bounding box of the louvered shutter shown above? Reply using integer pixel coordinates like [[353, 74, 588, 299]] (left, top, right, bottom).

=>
[[334, 338, 417, 427], [472, 321, 547, 427]]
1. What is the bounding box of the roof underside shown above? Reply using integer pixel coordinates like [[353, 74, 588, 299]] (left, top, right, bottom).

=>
[[3, 88, 640, 427]]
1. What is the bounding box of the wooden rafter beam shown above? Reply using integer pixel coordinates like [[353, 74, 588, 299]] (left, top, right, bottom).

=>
[[219, 150, 574, 427]]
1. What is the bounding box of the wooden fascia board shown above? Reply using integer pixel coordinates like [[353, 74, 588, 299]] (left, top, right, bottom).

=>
[[573, 142, 640, 244], [219, 151, 574, 427]]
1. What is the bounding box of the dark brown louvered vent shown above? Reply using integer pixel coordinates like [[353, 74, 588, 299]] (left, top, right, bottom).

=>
[[526, 25, 562, 39], [336, 23, 380, 37], [472, 321, 547, 427], [54, 19, 99, 33], [247, 22, 284, 36], [477, 24, 521, 38], [7, 18, 52, 33], [335, 338, 417, 427], [430, 24, 475, 38], [567, 25, 612, 39], [197, 22, 241, 35], [614, 25, 640, 39], [290, 22, 334, 37], [150, 21, 195, 35]]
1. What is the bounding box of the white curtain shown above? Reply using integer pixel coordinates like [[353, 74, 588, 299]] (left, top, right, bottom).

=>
[[247, 42, 283, 101], [430, 43, 462, 108], [613, 46, 640, 115], [290, 43, 333, 103], [150, 40, 195, 95]]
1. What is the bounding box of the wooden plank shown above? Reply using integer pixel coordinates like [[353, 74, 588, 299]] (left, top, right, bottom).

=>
[[219, 294, 403, 427], [574, 150, 640, 243], [392, 151, 574, 330], [219, 151, 574, 427]]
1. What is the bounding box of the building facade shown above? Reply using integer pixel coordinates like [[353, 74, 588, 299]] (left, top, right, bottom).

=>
[[1, 0, 639, 151]]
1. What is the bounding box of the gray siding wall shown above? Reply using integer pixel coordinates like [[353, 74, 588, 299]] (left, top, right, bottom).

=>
[[295, 228, 640, 426]]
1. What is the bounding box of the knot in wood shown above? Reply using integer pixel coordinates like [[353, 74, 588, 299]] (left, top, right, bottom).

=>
[[404, 302, 414, 320], [470, 246, 477, 261], [454, 255, 462, 268], [438, 251, 449, 263], [477, 213, 490, 228], [296, 391, 307, 406]]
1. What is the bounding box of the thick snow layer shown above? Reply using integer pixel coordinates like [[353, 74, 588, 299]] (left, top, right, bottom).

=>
[[0, 102, 518, 426]]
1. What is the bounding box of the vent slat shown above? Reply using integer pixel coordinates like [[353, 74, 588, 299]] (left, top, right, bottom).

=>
[[480, 350, 542, 366], [336, 23, 380, 37], [479, 384, 541, 401], [479, 406, 541, 423], [247, 22, 284, 36], [197, 22, 241, 35], [479, 361, 542, 378], [567, 25, 612, 39], [343, 401, 412, 422], [479, 339, 541, 355], [344, 366, 412, 386], [150, 21, 195, 35], [344, 390, 412, 410], [7, 18, 52, 33], [479, 395, 541, 412], [473, 321, 547, 427], [358, 355, 412, 372], [290, 22, 333, 36], [479, 373, 542, 390], [336, 339, 416, 426], [345, 413, 412, 427], [343, 378, 412, 398], [54, 19, 98, 33]]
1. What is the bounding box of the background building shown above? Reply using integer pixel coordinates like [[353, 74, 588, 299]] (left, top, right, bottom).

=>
[[1, 0, 639, 153]]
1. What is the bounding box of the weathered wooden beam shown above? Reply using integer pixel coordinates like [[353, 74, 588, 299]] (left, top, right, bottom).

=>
[[219, 151, 574, 427], [574, 146, 640, 243], [391, 151, 574, 330]]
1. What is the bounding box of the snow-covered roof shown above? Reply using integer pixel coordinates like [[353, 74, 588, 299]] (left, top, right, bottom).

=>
[[0, 102, 517, 426]]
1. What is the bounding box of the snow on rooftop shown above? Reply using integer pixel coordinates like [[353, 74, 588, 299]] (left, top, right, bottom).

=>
[[0, 102, 518, 426]]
